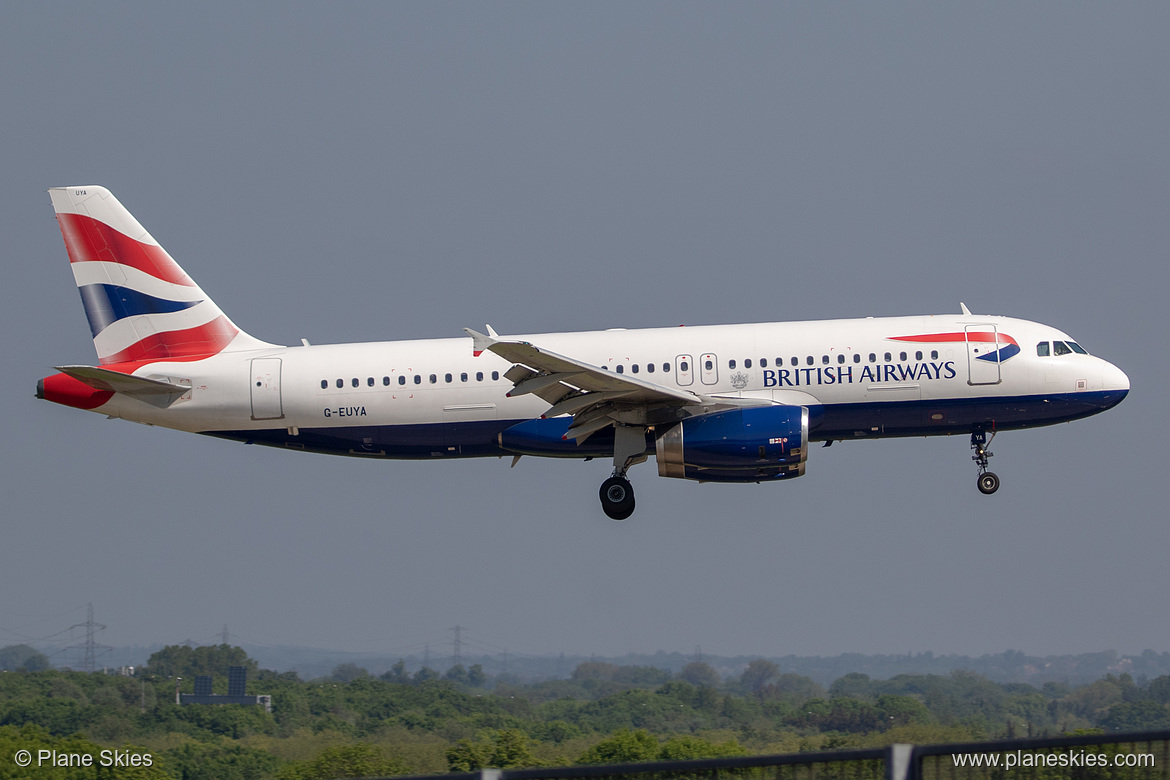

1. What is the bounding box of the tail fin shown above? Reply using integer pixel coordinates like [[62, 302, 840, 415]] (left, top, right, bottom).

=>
[[48, 186, 274, 365]]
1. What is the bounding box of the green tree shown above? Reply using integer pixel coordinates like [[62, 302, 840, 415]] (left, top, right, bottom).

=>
[[330, 663, 370, 683], [413, 666, 439, 684], [658, 734, 745, 760], [278, 743, 408, 780], [1099, 701, 1170, 732], [143, 644, 258, 680], [488, 729, 538, 767], [1149, 675, 1170, 705], [0, 644, 50, 671], [678, 661, 721, 689], [578, 728, 659, 764], [447, 738, 492, 771], [446, 730, 538, 770], [740, 659, 779, 695], [380, 660, 410, 684], [830, 672, 874, 700], [162, 741, 279, 780]]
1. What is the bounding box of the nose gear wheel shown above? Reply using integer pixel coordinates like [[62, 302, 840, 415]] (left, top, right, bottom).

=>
[[971, 431, 999, 495]]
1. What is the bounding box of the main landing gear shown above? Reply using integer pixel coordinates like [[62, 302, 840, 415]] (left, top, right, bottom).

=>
[[971, 431, 1000, 495], [599, 424, 648, 521], [600, 475, 635, 521]]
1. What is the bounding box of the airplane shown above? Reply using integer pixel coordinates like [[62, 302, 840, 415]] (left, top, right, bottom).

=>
[[37, 186, 1130, 520]]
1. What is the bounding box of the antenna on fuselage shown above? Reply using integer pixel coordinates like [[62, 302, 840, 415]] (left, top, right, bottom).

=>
[[960, 302, 972, 316]]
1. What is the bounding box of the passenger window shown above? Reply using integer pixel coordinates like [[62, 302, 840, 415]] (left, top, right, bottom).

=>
[[899, 352, 907, 361], [869, 353, 876, 363], [915, 351, 922, 360], [616, 365, 624, 373], [367, 377, 374, 387], [399, 376, 406, 385], [853, 354, 861, 363], [729, 359, 736, 369], [884, 353, 892, 362], [445, 373, 452, 383], [382, 376, 390, 386], [680, 361, 689, 372], [646, 363, 655, 373], [931, 350, 938, 360], [429, 374, 437, 383], [1037, 342, 1050, 357], [476, 372, 483, 381], [837, 354, 844, 364], [337, 379, 343, 388], [821, 355, 829, 365], [1068, 342, 1088, 354], [663, 363, 670, 372], [351, 378, 359, 388], [320, 380, 328, 389], [414, 375, 422, 384], [760, 358, 768, 368], [492, 371, 500, 380], [791, 357, 799, 366], [1053, 341, 1072, 356], [632, 364, 639, 373], [705, 360, 713, 370], [461, 372, 468, 382], [745, 359, 753, 368], [806, 356, 814, 366]]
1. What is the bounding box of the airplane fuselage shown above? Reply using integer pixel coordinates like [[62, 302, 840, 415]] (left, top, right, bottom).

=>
[[54, 314, 1127, 460]]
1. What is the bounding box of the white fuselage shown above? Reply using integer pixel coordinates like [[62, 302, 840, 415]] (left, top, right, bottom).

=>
[[86, 313, 1129, 459]]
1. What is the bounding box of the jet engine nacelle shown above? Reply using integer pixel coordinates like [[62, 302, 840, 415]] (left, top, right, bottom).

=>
[[656, 405, 808, 483]]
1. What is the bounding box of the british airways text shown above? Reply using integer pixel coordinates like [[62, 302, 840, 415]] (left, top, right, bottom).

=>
[[763, 361, 957, 387]]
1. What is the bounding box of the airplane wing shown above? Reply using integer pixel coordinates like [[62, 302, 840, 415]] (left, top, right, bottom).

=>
[[464, 328, 759, 442]]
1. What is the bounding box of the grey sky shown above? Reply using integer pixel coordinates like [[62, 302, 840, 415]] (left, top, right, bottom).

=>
[[2, 3, 1167, 666]]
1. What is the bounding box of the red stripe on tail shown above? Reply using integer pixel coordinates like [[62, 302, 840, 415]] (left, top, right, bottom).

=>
[[56, 212, 194, 287], [99, 315, 238, 365]]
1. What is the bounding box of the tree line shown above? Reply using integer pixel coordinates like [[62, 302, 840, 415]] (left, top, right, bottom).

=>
[[2, 644, 1169, 779]]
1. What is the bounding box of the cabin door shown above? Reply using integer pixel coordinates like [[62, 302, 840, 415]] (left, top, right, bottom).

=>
[[966, 325, 1002, 385]]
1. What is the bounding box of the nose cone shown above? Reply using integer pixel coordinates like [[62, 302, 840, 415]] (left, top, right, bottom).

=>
[[1102, 361, 1130, 394], [1098, 360, 1130, 412]]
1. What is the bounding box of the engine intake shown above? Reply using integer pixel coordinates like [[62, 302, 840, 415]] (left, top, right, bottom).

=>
[[656, 405, 808, 483]]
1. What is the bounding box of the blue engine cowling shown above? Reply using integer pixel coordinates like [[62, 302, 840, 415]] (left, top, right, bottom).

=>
[[655, 405, 808, 483]]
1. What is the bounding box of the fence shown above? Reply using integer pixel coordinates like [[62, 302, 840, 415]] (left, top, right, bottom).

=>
[[381, 729, 1170, 780]]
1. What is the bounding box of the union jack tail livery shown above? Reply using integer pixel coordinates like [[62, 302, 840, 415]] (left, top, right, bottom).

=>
[[48, 186, 270, 365]]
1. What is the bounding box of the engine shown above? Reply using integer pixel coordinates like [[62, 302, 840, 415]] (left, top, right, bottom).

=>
[[656, 405, 808, 483]]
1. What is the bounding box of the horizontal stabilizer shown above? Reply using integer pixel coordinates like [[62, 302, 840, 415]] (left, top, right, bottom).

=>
[[55, 365, 189, 407]]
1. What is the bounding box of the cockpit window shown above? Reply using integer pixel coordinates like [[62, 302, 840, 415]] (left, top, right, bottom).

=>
[[1053, 341, 1072, 356], [1036, 342, 1050, 357], [1068, 341, 1088, 354]]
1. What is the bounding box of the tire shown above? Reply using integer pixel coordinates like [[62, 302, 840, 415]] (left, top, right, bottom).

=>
[[977, 472, 1000, 495], [599, 476, 636, 520]]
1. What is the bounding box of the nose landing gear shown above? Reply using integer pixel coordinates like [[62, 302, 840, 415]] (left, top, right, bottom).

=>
[[971, 431, 999, 494]]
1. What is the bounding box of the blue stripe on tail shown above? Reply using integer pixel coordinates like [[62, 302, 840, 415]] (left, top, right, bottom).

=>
[[77, 284, 203, 336]]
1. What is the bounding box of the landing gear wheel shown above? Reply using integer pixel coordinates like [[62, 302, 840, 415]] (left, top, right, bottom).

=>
[[977, 472, 1000, 495], [599, 476, 635, 521]]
